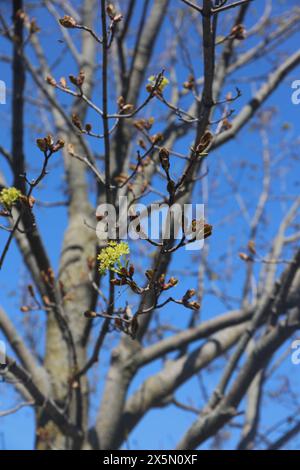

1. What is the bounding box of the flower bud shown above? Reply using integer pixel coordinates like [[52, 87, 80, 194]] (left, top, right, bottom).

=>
[[248, 240, 256, 255], [59, 15, 77, 28], [231, 24, 246, 40], [36, 138, 48, 152], [159, 148, 170, 172], [59, 77, 67, 88], [84, 310, 97, 319], [145, 269, 154, 281], [106, 4, 117, 19], [151, 133, 163, 144], [204, 223, 213, 239], [46, 75, 56, 86], [183, 289, 196, 301], [183, 75, 195, 90], [20, 306, 30, 313], [117, 96, 125, 108], [122, 103, 134, 113], [189, 301, 200, 310], [72, 113, 82, 131], [239, 252, 252, 262], [52, 139, 65, 153], [196, 130, 213, 155]]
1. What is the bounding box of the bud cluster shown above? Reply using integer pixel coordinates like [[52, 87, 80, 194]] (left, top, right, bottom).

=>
[[36, 135, 65, 155]]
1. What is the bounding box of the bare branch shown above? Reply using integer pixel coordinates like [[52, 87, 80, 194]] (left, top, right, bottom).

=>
[[0, 401, 34, 418]]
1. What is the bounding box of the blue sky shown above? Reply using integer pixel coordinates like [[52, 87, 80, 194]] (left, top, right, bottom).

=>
[[1, 0, 300, 450]]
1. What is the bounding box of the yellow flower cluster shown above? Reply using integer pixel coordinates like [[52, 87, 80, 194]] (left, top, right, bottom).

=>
[[0, 187, 22, 209], [147, 75, 169, 93], [97, 241, 130, 275]]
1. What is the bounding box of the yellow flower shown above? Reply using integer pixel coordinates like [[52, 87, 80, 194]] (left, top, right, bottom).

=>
[[97, 241, 130, 275], [147, 75, 169, 93], [0, 187, 22, 209]]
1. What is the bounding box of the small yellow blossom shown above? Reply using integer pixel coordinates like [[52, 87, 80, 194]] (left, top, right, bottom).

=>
[[147, 75, 169, 93], [97, 241, 130, 275], [0, 187, 22, 209]]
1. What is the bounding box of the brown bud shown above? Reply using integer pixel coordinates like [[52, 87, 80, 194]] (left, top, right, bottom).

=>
[[129, 265, 135, 277], [196, 130, 213, 155], [169, 277, 178, 287], [117, 96, 125, 108], [36, 138, 48, 152], [122, 103, 134, 113], [133, 120, 144, 131], [45, 135, 54, 147], [77, 70, 85, 87], [35, 134, 55, 153], [59, 77, 67, 88], [143, 119, 154, 131], [146, 84, 153, 93], [159, 148, 170, 172], [222, 118, 232, 130], [248, 240, 256, 255], [138, 139, 146, 150], [106, 4, 117, 19], [183, 75, 195, 90], [159, 147, 169, 159], [145, 269, 154, 281], [239, 252, 252, 262], [204, 223, 213, 239], [183, 289, 196, 301], [189, 301, 200, 311], [84, 310, 97, 319], [20, 306, 30, 313], [231, 24, 246, 40], [46, 75, 56, 86], [29, 19, 40, 34], [151, 133, 163, 144], [59, 15, 77, 28], [72, 113, 82, 131], [69, 74, 78, 86], [52, 139, 65, 153]]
